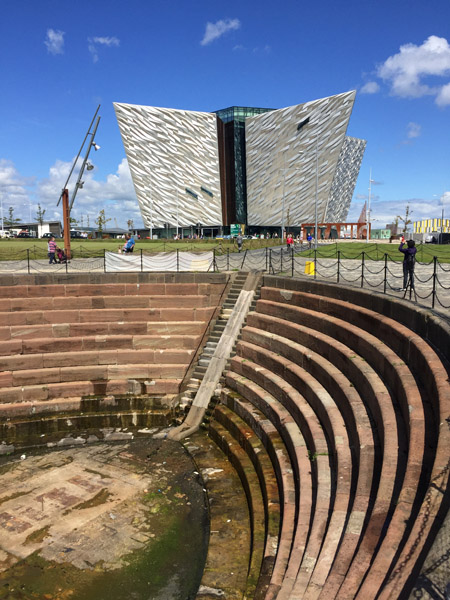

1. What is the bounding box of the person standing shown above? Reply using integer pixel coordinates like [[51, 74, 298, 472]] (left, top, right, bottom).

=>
[[236, 233, 243, 253], [398, 239, 417, 290], [48, 236, 57, 264], [286, 233, 294, 251]]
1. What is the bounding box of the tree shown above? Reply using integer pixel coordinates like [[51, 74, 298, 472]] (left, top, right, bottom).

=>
[[35, 204, 46, 226], [95, 209, 111, 233], [127, 219, 134, 230], [397, 205, 413, 234], [69, 217, 78, 226], [4, 206, 21, 228]]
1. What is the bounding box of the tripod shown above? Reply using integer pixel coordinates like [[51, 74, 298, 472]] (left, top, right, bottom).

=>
[[402, 265, 417, 302]]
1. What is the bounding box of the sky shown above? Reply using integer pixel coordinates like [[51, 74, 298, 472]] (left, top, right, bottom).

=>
[[0, 0, 449, 231]]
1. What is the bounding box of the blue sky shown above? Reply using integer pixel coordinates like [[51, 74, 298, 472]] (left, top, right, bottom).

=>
[[0, 0, 449, 230]]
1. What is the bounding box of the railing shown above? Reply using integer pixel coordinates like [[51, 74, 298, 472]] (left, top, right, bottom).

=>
[[0, 244, 449, 312], [214, 246, 450, 312]]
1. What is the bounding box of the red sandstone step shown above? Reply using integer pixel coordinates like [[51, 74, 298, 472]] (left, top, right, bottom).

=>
[[219, 388, 311, 600], [0, 306, 215, 327], [254, 295, 429, 599], [208, 418, 266, 599], [239, 325, 375, 599], [230, 345, 353, 599], [212, 402, 280, 598], [225, 367, 325, 599], [0, 378, 182, 403], [0, 281, 224, 300], [0, 294, 211, 312], [246, 309, 400, 597], [0, 348, 194, 372]]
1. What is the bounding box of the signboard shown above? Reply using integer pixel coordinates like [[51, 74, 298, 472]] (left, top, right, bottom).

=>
[[230, 224, 242, 236]]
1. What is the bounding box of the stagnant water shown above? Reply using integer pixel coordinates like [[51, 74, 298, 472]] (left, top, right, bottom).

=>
[[0, 438, 209, 600]]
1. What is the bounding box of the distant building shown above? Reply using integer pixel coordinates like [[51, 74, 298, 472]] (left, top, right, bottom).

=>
[[114, 91, 366, 237]]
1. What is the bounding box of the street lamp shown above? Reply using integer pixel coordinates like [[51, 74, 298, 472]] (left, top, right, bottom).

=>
[[56, 105, 101, 259], [366, 168, 374, 243]]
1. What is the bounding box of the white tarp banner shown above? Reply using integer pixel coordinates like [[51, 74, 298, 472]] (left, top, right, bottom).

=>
[[105, 251, 213, 272]]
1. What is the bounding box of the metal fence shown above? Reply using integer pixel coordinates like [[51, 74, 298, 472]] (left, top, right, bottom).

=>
[[214, 246, 450, 312], [0, 245, 449, 312]]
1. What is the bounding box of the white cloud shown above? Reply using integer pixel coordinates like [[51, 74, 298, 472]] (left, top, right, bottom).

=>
[[406, 122, 421, 139], [376, 35, 450, 105], [436, 82, 450, 106], [200, 18, 241, 46], [88, 36, 120, 63], [44, 29, 65, 55], [0, 157, 141, 227], [360, 81, 380, 94], [440, 191, 450, 206]]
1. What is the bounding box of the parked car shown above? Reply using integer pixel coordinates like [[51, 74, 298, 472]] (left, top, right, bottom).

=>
[[70, 231, 83, 239], [17, 232, 31, 238]]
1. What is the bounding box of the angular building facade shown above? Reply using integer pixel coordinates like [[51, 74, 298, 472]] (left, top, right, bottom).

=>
[[114, 92, 366, 235]]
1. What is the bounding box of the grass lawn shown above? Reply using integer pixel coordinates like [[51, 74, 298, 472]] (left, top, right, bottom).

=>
[[296, 241, 450, 263], [0, 237, 281, 260], [0, 239, 448, 263]]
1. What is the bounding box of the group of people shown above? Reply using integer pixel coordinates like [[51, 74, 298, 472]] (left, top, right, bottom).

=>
[[47, 236, 67, 264]]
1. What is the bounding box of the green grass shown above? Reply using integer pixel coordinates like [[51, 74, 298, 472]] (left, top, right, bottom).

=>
[[0, 238, 448, 263], [296, 242, 450, 263], [0, 237, 281, 260]]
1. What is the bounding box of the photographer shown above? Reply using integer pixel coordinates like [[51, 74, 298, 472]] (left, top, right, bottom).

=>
[[398, 238, 417, 291]]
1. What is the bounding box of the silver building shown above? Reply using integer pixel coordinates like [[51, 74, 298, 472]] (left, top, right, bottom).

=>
[[114, 91, 365, 232], [114, 103, 222, 231]]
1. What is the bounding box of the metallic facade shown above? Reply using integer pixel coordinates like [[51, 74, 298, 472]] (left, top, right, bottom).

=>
[[114, 102, 222, 229], [114, 92, 365, 230], [245, 91, 362, 227], [326, 136, 367, 222]]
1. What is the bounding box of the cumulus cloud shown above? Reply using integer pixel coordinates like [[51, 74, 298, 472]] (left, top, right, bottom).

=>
[[376, 35, 450, 106], [360, 81, 380, 94], [0, 159, 35, 219], [44, 29, 65, 55], [436, 82, 450, 106], [201, 18, 241, 46], [0, 157, 141, 227], [88, 36, 120, 63]]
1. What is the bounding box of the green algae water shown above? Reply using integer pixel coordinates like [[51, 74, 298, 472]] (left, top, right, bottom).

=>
[[0, 439, 209, 600]]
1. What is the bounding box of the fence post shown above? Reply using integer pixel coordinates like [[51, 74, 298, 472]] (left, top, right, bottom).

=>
[[281, 248, 283, 273], [291, 246, 294, 277], [227, 249, 230, 271], [265, 246, 268, 272], [141, 248, 144, 272], [269, 248, 273, 274], [213, 248, 216, 272], [337, 250, 340, 283], [313, 248, 317, 280], [361, 252, 365, 288], [383, 253, 388, 293], [27, 249, 30, 274], [431, 256, 437, 308], [176, 248, 179, 272], [104, 248, 106, 273], [241, 249, 247, 270]]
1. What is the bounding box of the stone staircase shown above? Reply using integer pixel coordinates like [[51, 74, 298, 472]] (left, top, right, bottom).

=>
[[178, 271, 249, 414]]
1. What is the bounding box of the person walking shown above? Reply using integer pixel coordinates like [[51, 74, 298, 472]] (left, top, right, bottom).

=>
[[236, 233, 243, 253], [48, 236, 57, 264], [398, 238, 417, 290]]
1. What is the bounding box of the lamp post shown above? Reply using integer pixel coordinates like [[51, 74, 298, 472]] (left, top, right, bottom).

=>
[[315, 140, 319, 249], [56, 105, 101, 259], [366, 168, 373, 243]]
